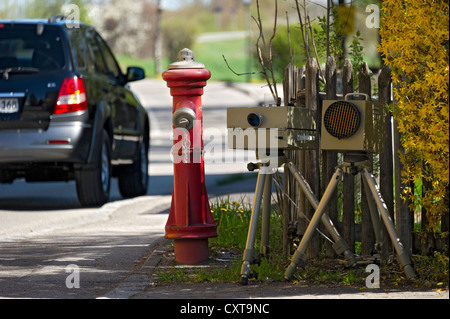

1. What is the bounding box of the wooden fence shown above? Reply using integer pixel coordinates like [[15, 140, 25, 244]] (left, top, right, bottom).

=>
[[280, 56, 448, 258]]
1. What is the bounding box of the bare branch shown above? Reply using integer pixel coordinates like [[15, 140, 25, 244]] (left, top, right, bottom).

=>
[[268, 0, 279, 102], [253, 14, 274, 98], [268, 0, 278, 60], [308, 0, 327, 10], [255, 1, 268, 56], [286, 11, 293, 64], [295, 0, 310, 60], [222, 55, 263, 77], [326, 0, 330, 58], [308, 15, 325, 84], [253, 0, 277, 103]]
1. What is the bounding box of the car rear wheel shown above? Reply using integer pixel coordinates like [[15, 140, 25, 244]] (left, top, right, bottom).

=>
[[76, 129, 111, 207], [118, 135, 149, 198]]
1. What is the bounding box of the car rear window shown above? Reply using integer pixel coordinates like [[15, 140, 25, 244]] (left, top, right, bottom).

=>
[[0, 24, 66, 70]]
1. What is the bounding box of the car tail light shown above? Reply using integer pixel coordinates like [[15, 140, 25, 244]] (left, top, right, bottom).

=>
[[54, 76, 88, 115]]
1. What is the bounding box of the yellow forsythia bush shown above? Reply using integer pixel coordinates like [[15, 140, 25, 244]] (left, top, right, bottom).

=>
[[378, 0, 449, 230]]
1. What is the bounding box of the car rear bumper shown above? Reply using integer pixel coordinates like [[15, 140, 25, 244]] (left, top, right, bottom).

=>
[[0, 121, 92, 164]]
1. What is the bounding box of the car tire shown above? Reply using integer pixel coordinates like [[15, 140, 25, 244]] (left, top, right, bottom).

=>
[[118, 134, 149, 198], [76, 129, 112, 207]]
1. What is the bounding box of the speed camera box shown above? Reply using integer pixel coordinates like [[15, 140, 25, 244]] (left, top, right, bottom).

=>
[[227, 106, 316, 150], [321, 100, 386, 153]]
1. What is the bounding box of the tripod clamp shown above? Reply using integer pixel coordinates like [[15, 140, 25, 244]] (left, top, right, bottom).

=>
[[340, 152, 371, 175]]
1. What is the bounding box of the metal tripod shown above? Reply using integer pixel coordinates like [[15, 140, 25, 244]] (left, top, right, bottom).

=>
[[284, 154, 416, 281], [240, 156, 357, 285], [239, 162, 273, 285]]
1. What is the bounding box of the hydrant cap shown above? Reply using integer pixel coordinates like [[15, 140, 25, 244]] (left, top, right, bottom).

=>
[[168, 48, 205, 69]]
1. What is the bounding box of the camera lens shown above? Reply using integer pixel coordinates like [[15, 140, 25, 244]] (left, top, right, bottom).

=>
[[247, 113, 263, 128]]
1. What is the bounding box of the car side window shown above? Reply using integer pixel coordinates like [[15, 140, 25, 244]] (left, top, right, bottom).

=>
[[84, 29, 108, 75], [95, 33, 122, 81], [69, 28, 90, 71]]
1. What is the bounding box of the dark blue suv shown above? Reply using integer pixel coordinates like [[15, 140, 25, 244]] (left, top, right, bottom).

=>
[[0, 16, 150, 206]]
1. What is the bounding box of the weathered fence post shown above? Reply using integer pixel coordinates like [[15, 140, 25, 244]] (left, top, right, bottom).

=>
[[324, 56, 338, 257], [282, 63, 294, 256], [282, 161, 290, 256], [358, 62, 376, 255], [305, 58, 321, 258], [282, 63, 307, 257], [296, 66, 307, 251], [342, 59, 356, 252], [392, 81, 414, 256], [378, 65, 395, 253]]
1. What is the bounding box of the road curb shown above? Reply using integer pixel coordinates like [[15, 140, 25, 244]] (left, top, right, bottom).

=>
[[98, 238, 169, 299]]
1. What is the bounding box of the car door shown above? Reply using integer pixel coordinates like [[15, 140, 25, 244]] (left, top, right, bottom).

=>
[[95, 33, 140, 160], [81, 29, 124, 159]]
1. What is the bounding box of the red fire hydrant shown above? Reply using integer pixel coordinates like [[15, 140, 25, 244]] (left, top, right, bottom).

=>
[[163, 48, 217, 264]]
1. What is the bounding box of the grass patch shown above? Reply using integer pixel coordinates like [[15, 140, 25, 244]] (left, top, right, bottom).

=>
[[209, 197, 284, 254], [210, 198, 254, 250], [157, 257, 242, 284], [413, 252, 449, 289], [155, 197, 287, 284]]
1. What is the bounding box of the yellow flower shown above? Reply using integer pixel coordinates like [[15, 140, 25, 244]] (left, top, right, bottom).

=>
[[379, 0, 449, 232]]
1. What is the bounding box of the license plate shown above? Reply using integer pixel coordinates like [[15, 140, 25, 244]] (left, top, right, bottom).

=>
[[0, 98, 19, 114]]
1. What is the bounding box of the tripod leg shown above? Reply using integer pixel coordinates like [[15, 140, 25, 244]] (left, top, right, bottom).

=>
[[361, 175, 389, 262], [362, 168, 416, 280], [260, 170, 272, 257], [286, 161, 357, 267], [240, 167, 266, 285], [285, 167, 344, 280]]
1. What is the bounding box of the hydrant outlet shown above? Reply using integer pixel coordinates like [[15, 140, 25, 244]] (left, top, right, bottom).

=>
[[173, 107, 196, 130]]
